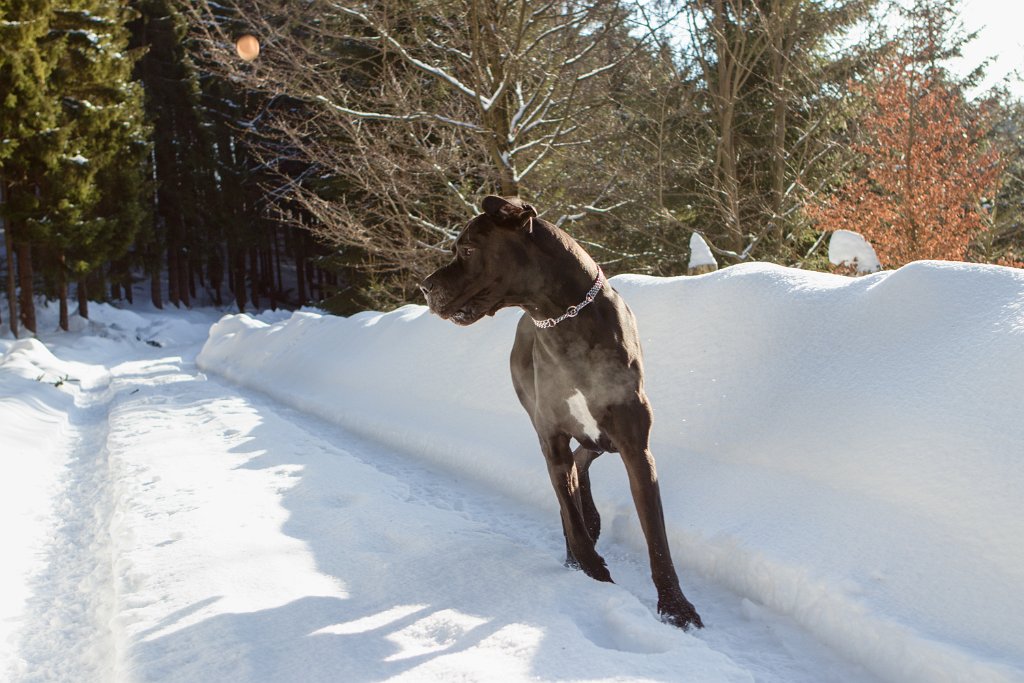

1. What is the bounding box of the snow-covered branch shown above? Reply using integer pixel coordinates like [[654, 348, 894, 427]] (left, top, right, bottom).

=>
[[313, 95, 484, 132], [331, 4, 482, 104]]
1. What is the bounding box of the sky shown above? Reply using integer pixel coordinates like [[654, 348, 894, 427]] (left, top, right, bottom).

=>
[[951, 0, 1024, 96]]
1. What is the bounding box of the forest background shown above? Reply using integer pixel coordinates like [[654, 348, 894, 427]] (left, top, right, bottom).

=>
[[1, 0, 1021, 335]]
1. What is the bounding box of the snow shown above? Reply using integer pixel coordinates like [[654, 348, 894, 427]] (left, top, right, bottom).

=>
[[67, 29, 100, 45], [689, 232, 717, 269], [829, 229, 882, 272], [2, 260, 1024, 682]]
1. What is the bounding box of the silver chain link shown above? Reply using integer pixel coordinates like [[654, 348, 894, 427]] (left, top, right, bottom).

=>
[[532, 267, 605, 329]]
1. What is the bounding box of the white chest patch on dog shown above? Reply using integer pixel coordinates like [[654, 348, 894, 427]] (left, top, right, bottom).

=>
[[567, 390, 601, 442]]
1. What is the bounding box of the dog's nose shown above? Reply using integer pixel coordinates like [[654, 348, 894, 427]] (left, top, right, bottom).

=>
[[419, 280, 432, 297]]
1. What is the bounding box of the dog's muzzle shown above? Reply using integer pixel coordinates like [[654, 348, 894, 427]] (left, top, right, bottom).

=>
[[420, 274, 490, 326], [419, 276, 451, 314]]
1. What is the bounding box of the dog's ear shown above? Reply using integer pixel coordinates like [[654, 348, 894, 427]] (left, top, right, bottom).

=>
[[482, 195, 536, 233]]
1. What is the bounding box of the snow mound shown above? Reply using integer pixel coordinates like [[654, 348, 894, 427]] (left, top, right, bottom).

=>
[[198, 260, 1024, 683], [829, 229, 882, 272], [1, 338, 109, 389], [689, 232, 717, 272]]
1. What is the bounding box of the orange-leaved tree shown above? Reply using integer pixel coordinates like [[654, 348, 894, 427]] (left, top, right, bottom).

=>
[[809, 54, 1003, 268]]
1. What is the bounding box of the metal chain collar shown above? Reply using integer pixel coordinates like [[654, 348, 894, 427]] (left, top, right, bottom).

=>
[[532, 267, 605, 329]]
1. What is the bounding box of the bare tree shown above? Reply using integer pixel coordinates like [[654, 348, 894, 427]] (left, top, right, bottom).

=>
[[688, 0, 770, 255], [186, 0, 644, 304]]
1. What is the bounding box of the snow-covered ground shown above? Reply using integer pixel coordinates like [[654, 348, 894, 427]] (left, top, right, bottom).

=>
[[2, 260, 1023, 682]]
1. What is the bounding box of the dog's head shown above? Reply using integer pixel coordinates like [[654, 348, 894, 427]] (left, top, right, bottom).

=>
[[420, 195, 537, 326]]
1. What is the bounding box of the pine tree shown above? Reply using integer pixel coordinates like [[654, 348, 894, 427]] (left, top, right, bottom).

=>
[[200, 75, 254, 312], [680, 0, 883, 262], [0, 0, 61, 335], [130, 0, 217, 309], [46, 0, 149, 326], [984, 95, 1024, 267]]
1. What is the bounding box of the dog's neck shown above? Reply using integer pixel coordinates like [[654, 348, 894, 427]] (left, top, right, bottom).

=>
[[531, 267, 604, 329], [520, 221, 605, 325]]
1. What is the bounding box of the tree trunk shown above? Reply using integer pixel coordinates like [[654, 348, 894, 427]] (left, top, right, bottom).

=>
[[209, 246, 223, 307], [233, 248, 247, 312], [768, 0, 789, 246], [711, 0, 743, 253], [227, 246, 236, 297], [167, 244, 180, 307], [263, 249, 276, 310], [187, 252, 197, 302], [17, 241, 36, 334], [0, 178, 8, 335], [178, 245, 191, 308], [150, 256, 163, 309], [3, 231, 14, 335], [272, 226, 283, 299], [113, 259, 128, 303], [295, 231, 307, 305], [469, 4, 518, 197], [77, 278, 89, 320], [249, 247, 259, 310], [58, 253, 69, 331]]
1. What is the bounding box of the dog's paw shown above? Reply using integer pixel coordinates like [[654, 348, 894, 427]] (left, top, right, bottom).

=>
[[658, 594, 704, 630], [581, 555, 613, 583]]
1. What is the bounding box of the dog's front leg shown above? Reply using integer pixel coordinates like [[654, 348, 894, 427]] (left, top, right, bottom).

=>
[[620, 445, 703, 630], [563, 446, 603, 569], [541, 434, 612, 583], [573, 445, 603, 544]]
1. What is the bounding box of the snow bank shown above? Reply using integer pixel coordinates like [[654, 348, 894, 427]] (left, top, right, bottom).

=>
[[0, 339, 101, 677], [198, 261, 1024, 683]]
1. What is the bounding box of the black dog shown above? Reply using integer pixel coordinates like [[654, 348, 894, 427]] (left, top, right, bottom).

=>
[[421, 196, 702, 629]]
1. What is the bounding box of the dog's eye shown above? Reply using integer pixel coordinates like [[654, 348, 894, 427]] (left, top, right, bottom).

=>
[[461, 246, 476, 257]]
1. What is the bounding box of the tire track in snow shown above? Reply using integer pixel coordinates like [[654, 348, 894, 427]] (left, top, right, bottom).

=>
[[13, 375, 119, 683]]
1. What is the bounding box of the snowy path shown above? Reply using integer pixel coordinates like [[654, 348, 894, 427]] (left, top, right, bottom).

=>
[[5, 332, 885, 682], [13, 370, 119, 681], [9, 262, 1024, 682]]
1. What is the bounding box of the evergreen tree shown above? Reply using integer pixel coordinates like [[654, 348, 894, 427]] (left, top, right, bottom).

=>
[[1, 0, 148, 332], [200, 74, 260, 312], [36, 0, 149, 325], [984, 95, 1024, 267], [0, 0, 60, 335], [43, 0, 149, 326], [679, 0, 883, 263], [130, 0, 217, 309]]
